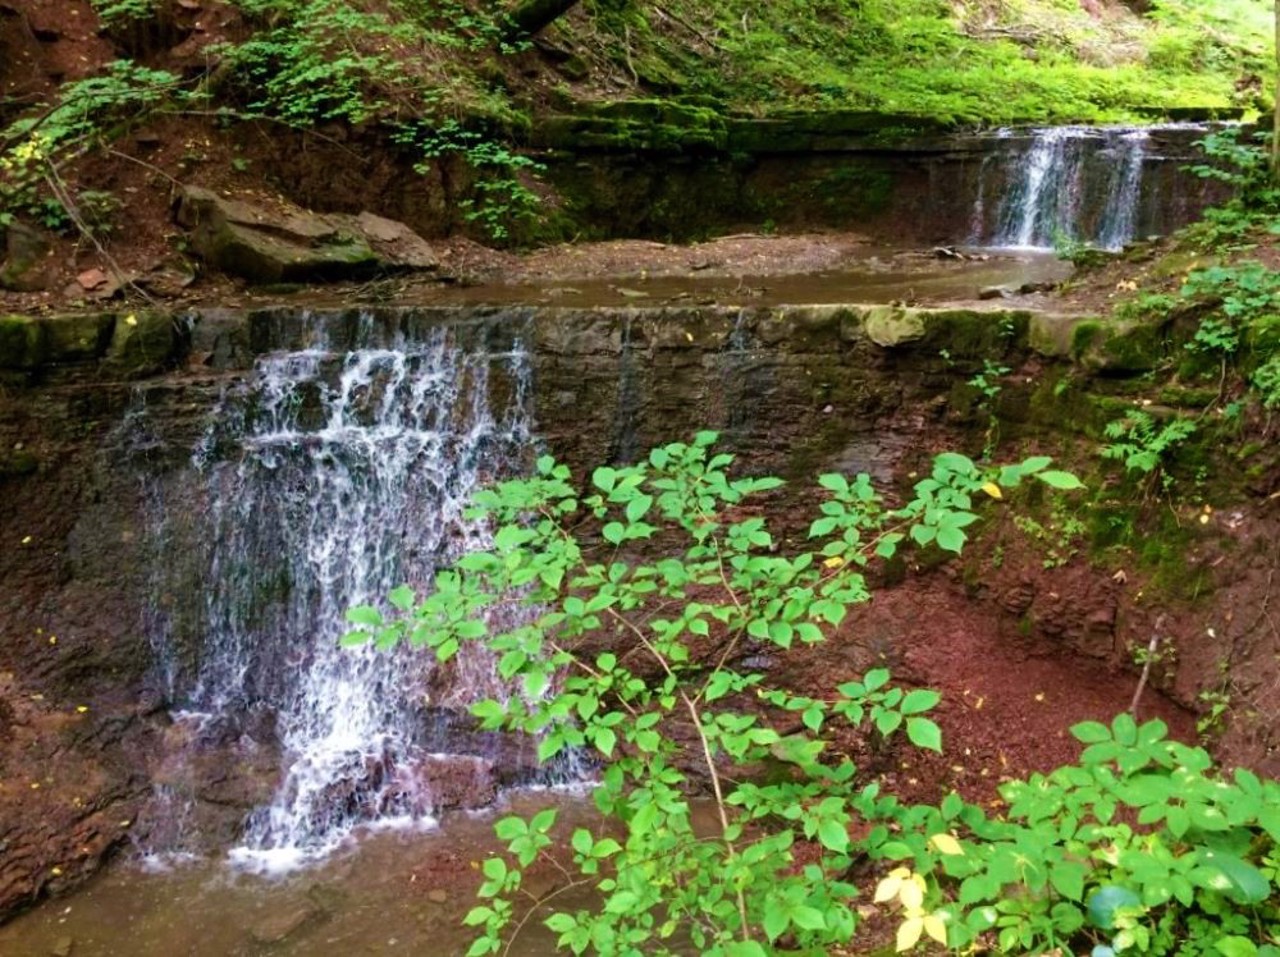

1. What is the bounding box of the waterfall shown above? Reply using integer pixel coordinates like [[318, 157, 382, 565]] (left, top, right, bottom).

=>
[[146, 314, 536, 872], [986, 126, 1158, 251]]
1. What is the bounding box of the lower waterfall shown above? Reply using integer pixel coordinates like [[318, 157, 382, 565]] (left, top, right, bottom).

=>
[[144, 314, 537, 871]]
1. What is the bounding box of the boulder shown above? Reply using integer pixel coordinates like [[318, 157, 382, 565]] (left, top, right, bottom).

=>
[[0, 222, 57, 292], [862, 305, 926, 348], [175, 187, 439, 284]]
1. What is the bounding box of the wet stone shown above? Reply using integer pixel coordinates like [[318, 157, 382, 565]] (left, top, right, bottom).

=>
[[248, 901, 325, 945]]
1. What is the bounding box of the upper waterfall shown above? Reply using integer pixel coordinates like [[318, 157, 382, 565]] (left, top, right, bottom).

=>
[[970, 123, 1216, 251]]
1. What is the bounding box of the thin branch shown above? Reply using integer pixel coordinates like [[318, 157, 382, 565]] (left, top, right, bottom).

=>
[[1129, 614, 1166, 719]]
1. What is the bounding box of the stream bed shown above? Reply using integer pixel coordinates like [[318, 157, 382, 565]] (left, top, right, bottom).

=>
[[0, 793, 590, 957]]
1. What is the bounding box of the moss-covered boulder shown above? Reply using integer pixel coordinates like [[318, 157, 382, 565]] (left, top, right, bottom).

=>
[[175, 187, 440, 284]]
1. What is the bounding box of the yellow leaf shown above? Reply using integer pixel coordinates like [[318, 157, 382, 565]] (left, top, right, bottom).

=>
[[899, 876, 924, 910], [981, 482, 1002, 500], [923, 913, 948, 945], [21, 536, 32, 545], [51, 867, 62, 876], [124, 314, 138, 327], [929, 832, 964, 856], [896, 916, 924, 952], [76, 706, 88, 714], [823, 555, 845, 569], [874, 874, 903, 904]]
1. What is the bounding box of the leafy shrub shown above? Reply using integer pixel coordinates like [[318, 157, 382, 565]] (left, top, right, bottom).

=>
[[345, 433, 1084, 955], [904, 714, 1280, 956]]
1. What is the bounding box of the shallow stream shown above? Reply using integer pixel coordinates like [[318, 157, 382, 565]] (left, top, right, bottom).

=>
[[0, 793, 590, 957]]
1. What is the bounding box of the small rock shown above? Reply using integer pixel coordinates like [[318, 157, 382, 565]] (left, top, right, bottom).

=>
[[426, 889, 448, 904], [1018, 280, 1057, 295], [249, 902, 324, 945], [76, 268, 108, 291], [977, 285, 1011, 301], [51, 936, 74, 957]]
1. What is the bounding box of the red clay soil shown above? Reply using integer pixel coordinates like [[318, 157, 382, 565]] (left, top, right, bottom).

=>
[[844, 575, 1196, 808]]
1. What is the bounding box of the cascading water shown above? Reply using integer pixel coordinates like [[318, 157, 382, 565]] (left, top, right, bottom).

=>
[[146, 314, 536, 872], [981, 125, 1165, 251]]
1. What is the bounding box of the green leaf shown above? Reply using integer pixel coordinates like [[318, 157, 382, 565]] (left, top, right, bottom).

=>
[[1070, 721, 1111, 744], [864, 668, 890, 692], [906, 717, 942, 752], [495, 817, 527, 841], [595, 727, 617, 757], [592, 466, 617, 492], [790, 905, 827, 931], [762, 900, 789, 942], [346, 605, 383, 626], [1217, 939, 1259, 957], [1111, 712, 1138, 746], [545, 913, 577, 934], [1195, 849, 1271, 904], [818, 473, 849, 494], [626, 494, 653, 523], [1037, 470, 1085, 490], [1166, 804, 1190, 839], [902, 689, 940, 714], [388, 584, 415, 610], [818, 818, 850, 852], [1049, 860, 1086, 901]]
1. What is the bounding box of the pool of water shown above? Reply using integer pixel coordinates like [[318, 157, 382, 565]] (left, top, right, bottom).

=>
[[0, 793, 594, 957], [433, 248, 1072, 309]]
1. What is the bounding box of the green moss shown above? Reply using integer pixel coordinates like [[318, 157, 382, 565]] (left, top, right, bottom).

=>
[[918, 309, 1029, 359], [0, 315, 49, 370], [1157, 385, 1220, 408], [1096, 323, 1168, 374], [1070, 320, 1105, 358], [103, 311, 184, 378]]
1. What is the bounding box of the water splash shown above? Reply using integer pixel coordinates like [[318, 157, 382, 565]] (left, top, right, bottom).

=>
[[150, 314, 537, 872]]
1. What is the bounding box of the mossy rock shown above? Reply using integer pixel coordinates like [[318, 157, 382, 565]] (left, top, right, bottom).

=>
[[1076, 320, 1169, 374], [1157, 385, 1219, 408], [103, 312, 184, 378], [0, 315, 49, 370], [860, 305, 925, 348], [1030, 313, 1098, 359], [917, 309, 1029, 359], [44, 313, 117, 363]]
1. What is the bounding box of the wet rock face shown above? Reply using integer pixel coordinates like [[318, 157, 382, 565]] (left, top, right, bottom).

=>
[[0, 300, 1266, 922]]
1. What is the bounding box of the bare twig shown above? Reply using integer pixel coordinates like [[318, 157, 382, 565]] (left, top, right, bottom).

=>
[[1130, 614, 1166, 719], [41, 162, 157, 304]]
